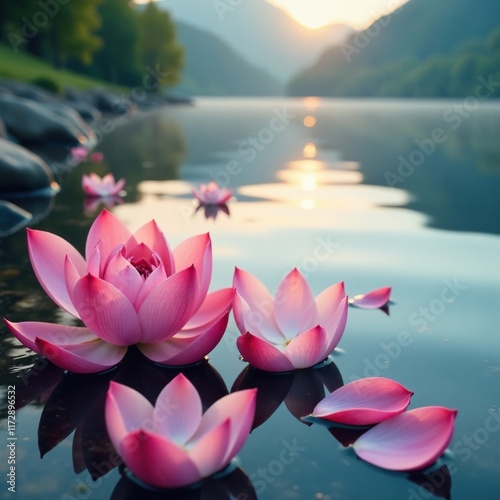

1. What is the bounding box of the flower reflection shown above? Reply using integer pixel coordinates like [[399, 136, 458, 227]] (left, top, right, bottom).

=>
[[231, 357, 343, 429], [195, 203, 230, 220], [111, 464, 257, 500], [83, 194, 125, 215], [16, 351, 229, 481]]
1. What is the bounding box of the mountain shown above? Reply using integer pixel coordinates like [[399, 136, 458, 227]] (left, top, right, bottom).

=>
[[288, 0, 500, 97], [173, 22, 281, 96], [154, 0, 354, 82]]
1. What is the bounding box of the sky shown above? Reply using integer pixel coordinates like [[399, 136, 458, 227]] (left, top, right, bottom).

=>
[[266, 0, 409, 29]]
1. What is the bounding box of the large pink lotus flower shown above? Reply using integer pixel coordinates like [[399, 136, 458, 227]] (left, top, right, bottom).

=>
[[82, 173, 125, 197], [353, 406, 457, 471], [233, 268, 348, 372], [5, 210, 232, 374], [106, 374, 257, 489], [193, 181, 232, 205], [309, 377, 413, 426]]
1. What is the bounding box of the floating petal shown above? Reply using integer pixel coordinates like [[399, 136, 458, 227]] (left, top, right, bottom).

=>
[[350, 287, 392, 309]]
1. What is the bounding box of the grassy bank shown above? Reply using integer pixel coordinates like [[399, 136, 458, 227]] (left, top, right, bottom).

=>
[[0, 43, 127, 92]]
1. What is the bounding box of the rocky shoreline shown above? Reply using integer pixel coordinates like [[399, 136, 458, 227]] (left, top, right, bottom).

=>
[[0, 79, 190, 236]]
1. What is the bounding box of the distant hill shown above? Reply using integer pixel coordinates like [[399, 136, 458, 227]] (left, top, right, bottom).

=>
[[155, 0, 354, 82], [288, 0, 500, 97], [172, 22, 281, 96]]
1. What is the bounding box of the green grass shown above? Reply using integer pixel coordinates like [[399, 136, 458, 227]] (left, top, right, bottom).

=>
[[0, 43, 128, 92]]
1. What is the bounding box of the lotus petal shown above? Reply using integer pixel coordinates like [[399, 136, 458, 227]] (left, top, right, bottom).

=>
[[315, 282, 346, 332], [324, 297, 349, 354], [284, 325, 327, 369], [274, 269, 317, 339], [312, 377, 413, 425], [120, 429, 200, 489], [183, 288, 233, 330], [103, 252, 143, 306], [237, 333, 295, 372], [27, 229, 86, 317], [353, 406, 457, 470], [350, 287, 392, 309], [35, 337, 127, 374]]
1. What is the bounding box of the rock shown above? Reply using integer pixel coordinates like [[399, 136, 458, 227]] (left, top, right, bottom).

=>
[[0, 79, 57, 103], [45, 102, 97, 143], [0, 117, 6, 139], [0, 93, 90, 146], [65, 100, 102, 123], [0, 201, 33, 237], [0, 138, 57, 196]]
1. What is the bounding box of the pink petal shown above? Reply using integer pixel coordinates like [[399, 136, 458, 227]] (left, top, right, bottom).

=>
[[184, 288, 233, 330], [4, 320, 96, 354], [315, 282, 346, 332], [137, 266, 198, 343], [153, 374, 202, 445], [324, 297, 348, 354], [85, 210, 131, 267], [73, 274, 142, 345], [190, 389, 257, 464], [129, 220, 175, 275], [106, 381, 154, 454], [353, 406, 457, 470], [284, 325, 328, 369], [103, 251, 143, 306], [139, 311, 229, 365], [188, 419, 232, 476], [350, 287, 392, 309], [218, 189, 233, 204], [133, 263, 169, 311], [110, 177, 125, 195], [312, 377, 413, 425], [35, 337, 127, 374], [173, 233, 212, 311], [233, 268, 283, 343], [119, 430, 200, 489], [274, 269, 317, 339], [237, 333, 295, 372], [27, 229, 86, 317]]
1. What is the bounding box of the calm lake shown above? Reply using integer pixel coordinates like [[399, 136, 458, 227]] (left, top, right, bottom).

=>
[[1, 98, 500, 499]]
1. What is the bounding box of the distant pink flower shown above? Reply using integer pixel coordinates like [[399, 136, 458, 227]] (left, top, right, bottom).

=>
[[5, 210, 232, 373], [309, 377, 413, 425], [353, 406, 457, 471], [71, 146, 88, 163], [349, 287, 392, 309], [82, 173, 125, 197], [106, 374, 257, 489], [89, 152, 104, 163], [233, 268, 348, 372], [193, 181, 232, 205]]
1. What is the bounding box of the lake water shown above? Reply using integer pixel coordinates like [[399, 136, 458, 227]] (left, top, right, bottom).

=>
[[1, 98, 500, 499]]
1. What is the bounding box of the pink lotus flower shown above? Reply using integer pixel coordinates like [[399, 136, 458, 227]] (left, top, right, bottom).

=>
[[233, 268, 348, 372], [105, 374, 257, 489], [71, 146, 88, 163], [349, 287, 391, 309], [89, 152, 104, 163], [309, 377, 413, 425], [5, 210, 232, 373], [193, 181, 232, 205], [82, 173, 126, 197], [353, 406, 457, 471]]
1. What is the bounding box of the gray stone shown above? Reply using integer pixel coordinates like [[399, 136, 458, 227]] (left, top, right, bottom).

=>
[[64, 100, 102, 123], [0, 79, 57, 103], [0, 138, 56, 196], [0, 201, 33, 237], [0, 93, 89, 146]]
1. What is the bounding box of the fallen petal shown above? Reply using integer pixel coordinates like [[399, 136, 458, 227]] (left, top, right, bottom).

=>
[[312, 377, 413, 425], [350, 287, 392, 309], [353, 406, 457, 471]]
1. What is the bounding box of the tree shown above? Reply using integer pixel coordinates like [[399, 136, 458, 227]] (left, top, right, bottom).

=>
[[138, 2, 184, 88]]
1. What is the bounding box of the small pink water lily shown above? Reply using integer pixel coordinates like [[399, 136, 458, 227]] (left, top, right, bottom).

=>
[[349, 287, 391, 309], [82, 173, 126, 197], [233, 268, 348, 372], [309, 377, 413, 425], [193, 181, 232, 205], [352, 406, 457, 471], [5, 209, 232, 373], [105, 374, 257, 489], [71, 146, 88, 162]]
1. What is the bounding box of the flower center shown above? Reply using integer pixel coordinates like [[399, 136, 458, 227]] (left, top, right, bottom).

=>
[[129, 255, 160, 279]]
